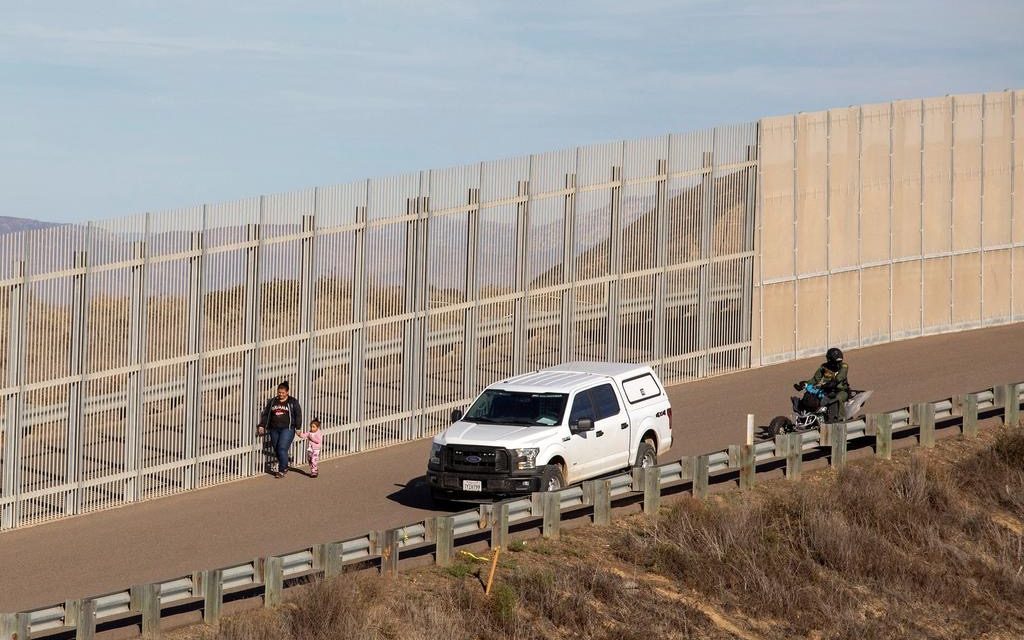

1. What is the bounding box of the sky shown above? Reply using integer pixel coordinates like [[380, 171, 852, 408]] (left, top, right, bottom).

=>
[[1, 0, 1022, 223]]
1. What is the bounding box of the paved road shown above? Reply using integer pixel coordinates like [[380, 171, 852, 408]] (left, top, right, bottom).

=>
[[1, 324, 1022, 612]]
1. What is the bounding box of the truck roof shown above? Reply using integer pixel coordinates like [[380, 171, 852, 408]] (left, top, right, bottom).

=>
[[492, 361, 657, 394]]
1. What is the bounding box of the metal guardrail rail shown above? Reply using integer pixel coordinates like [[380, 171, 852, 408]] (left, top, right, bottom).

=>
[[2, 380, 1021, 639]]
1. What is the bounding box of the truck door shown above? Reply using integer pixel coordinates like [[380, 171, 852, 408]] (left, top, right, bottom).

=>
[[567, 384, 629, 479]]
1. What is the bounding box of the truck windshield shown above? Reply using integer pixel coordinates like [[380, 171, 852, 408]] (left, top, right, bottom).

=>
[[465, 390, 568, 426]]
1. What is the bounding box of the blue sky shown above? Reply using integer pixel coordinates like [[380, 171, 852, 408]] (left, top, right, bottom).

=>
[[2, 0, 1022, 223]]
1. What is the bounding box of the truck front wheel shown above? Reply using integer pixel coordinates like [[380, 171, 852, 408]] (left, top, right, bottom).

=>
[[540, 464, 565, 491]]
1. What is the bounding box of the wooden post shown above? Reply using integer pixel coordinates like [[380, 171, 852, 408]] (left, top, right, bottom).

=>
[[0, 613, 29, 640], [642, 468, 661, 514], [542, 491, 561, 540], [264, 557, 283, 608], [914, 402, 936, 449], [434, 516, 454, 567], [785, 432, 802, 480], [830, 422, 848, 469], [131, 583, 161, 638], [957, 393, 979, 439], [589, 479, 611, 525], [75, 599, 97, 640], [491, 503, 510, 550], [997, 383, 1021, 428], [484, 547, 502, 596], [380, 529, 400, 576], [871, 413, 893, 460], [737, 444, 755, 490], [200, 569, 223, 627], [692, 454, 709, 499]]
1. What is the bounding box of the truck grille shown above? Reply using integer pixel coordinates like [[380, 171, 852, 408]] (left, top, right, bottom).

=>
[[445, 446, 509, 473]]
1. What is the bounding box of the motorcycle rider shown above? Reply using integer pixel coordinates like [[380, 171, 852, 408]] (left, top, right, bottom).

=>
[[794, 347, 850, 423]]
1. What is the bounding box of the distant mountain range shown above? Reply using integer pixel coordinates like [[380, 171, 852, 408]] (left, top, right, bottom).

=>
[[0, 216, 58, 235]]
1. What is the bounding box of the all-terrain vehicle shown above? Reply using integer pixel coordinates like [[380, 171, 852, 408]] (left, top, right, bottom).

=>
[[767, 383, 873, 437]]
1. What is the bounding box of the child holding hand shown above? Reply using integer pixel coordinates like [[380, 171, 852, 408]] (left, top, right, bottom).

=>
[[297, 418, 324, 478]]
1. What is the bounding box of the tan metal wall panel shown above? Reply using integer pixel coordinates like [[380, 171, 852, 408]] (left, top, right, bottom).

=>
[[795, 112, 828, 274], [827, 271, 860, 345], [860, 104, 891, 264], [1014, 248, 1024, 319], [860, 265, 890, 343], [922, 257, 952, 329], [952, 252, 982, 326], [892, 260, 922, 337], [952, 95, 983, 251], [760, 116, 796, 280], [893, 100, 923, 259], [796, 276, 827, 351], [922, 97, 953, 254], [761, 281, 795, 358], [983, 249, 1012, 321], [1014, 92, 1024, 245], [828, 108, 861, 270], [982, 92, 1013, 247]]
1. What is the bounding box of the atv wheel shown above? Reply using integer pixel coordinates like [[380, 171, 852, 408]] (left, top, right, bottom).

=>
[[768, 415, 795, 437]]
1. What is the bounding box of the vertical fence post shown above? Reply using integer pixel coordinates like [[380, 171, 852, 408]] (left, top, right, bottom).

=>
[[0, 613, 29, 640], [996, 383, 1022, 427], [297, 212, 317, 418], [200, 569, 223, 627], [652, 158, 669, 367], [124, 239, 148, 504], [956, 393, 980, 439], [350, 202, 368, 452], [463, 184, 481, 397], [512, 177, 531, 373], [830, 422, 848, 469], [434, 516, 454, 567], [785, 432, 803, 480], [1, 261, 27, 530], [491, 503, 510, 550], [183, 231, 204, 489], [871, 413, 893, 460], [698, 150, 715, 376], [914, 402, 936, 448], [64, 250, 89, 517], [607, 165, 623, 361], [241, 223, 262, 471], [542, 491, 561, 540], [691, 454, 710, 499], [263, 556, 283, 607], [380, 529, 400, 576], [559, 171, 578, 362], [75, 599, 96, 640], [131, 583, 161, 638]]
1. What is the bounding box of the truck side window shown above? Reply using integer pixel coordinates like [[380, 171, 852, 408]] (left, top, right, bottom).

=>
[[568, 392, 595, 425], [590, 384, 621, 420]]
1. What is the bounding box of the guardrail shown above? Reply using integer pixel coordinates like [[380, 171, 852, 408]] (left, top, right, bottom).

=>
[[2, 380, 1021, 640]]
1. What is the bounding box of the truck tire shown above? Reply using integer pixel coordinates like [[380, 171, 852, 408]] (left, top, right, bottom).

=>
[[634, 440, 657, 469], [540, 464, 565, 491], [767, 415, 794, 437]]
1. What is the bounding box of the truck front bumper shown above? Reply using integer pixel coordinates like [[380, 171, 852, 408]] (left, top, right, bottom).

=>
[[426, 468, 543, 499]]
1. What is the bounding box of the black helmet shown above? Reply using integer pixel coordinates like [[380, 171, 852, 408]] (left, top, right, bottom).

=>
[[826, 347, 843, 363]]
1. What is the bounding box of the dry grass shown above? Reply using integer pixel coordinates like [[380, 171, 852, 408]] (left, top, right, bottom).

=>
[[170, 427, 1024, 640]]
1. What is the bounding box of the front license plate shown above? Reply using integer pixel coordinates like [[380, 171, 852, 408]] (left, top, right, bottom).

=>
[[462, 479, 483, 492]]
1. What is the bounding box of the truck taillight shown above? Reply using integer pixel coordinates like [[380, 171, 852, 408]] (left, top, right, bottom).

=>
[[667, 407, 673, 431]]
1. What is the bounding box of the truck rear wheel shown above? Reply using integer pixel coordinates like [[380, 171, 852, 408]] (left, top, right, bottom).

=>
[[540, 464, 565, 491], [634, 440, 657, 469]]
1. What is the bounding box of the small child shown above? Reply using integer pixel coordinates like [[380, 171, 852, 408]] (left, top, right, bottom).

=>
[[297, 418, 324, 478]]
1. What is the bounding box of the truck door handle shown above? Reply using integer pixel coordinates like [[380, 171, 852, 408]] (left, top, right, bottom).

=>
[[596, 430, 604, 437], [620, 423, 629, 430]]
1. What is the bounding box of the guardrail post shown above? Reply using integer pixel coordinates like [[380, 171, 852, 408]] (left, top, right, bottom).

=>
[[784, 432, 802, 480], [913, 402, 936, 448], [131, 582, 161, 637], [542, 491, 561, 540], [491, 503, 510, 550], [75, 598, 97, 640], [732, 444, 755, 490], [322, 542, 343, 577], [199, 569, 223, 627], [692, 455, 710, 499], [830, 422, 848, 469], [264, 557, 283, 608], [996, 383, 1022, 428], [956, 393, 980, 439], [588, 479, 611, 525], [434, 516, 454, 567], [0, 613, 29, 640], [640, 468, 661, 514], [870, 413, 893, 460], [380, 529, 400, 576]]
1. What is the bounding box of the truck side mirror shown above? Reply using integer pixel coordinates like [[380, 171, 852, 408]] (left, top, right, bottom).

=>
[[450, 409, 464, 423], [572, 418, 594, 434]]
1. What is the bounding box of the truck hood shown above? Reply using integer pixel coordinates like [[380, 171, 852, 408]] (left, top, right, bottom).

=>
[[438, 421, 559, 448]]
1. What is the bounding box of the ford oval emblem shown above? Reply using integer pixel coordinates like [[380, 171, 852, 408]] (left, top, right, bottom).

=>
[[465, 455, 482, 464]]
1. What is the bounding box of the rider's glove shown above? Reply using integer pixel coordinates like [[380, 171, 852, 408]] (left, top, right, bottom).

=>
[[793, 382, 803, 391]]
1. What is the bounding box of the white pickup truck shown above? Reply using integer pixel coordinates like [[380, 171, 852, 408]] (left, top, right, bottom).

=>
[[427, 361, 673, 501]]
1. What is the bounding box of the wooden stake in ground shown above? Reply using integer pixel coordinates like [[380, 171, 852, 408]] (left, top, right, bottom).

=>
[[485, 547, 502, 595]]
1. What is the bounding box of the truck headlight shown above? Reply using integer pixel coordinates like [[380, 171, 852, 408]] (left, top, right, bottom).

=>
[[512, 447, 539, 470], [429, 443, 444, 465]]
